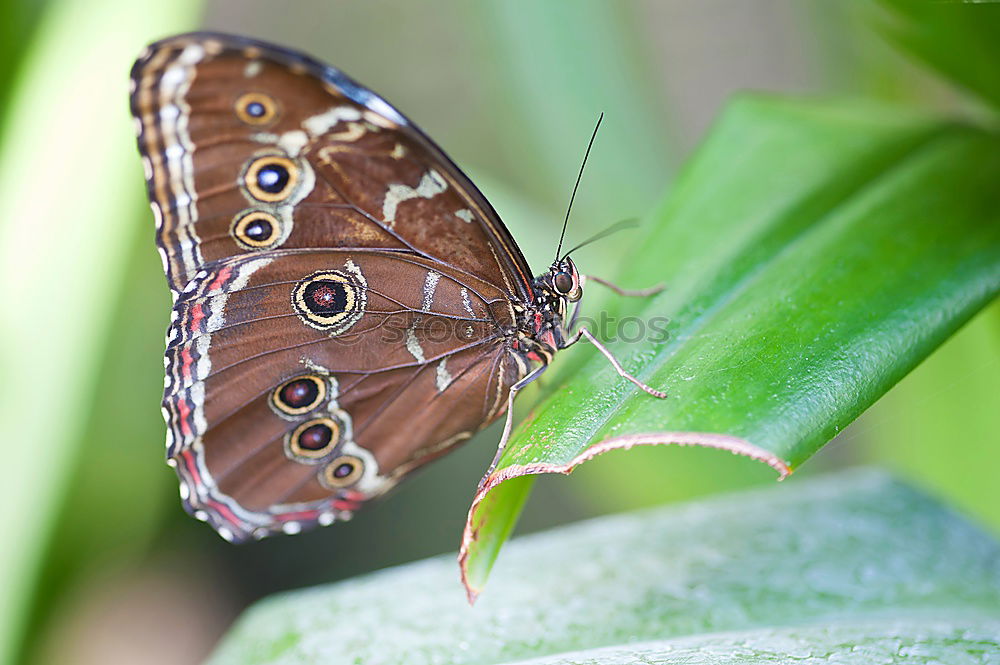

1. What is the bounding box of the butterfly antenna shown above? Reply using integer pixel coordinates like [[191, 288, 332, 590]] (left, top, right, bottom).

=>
[[555, 112, 604, 262], [560, 217, 638, 260]]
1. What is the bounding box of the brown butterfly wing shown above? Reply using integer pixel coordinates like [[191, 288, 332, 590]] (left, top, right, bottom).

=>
[[166, 250, 522, 541], [130, 32, 533, 298], [130, 33, 535, 540]]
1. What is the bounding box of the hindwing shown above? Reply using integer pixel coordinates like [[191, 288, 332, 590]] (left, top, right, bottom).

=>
[[165, 250, 523, 540]]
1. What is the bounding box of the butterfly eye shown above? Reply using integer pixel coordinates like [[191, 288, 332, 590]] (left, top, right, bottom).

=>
[[287, 417, 341, 460], [271, 374, 326, 416], [234, 92, 278, 125], [553, 271, 574, 295], [232, 210, 282, 249], [320, 455, 364, 489], [244, 156, 298, 202]]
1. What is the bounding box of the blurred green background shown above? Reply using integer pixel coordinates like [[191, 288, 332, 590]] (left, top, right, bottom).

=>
[[0, 1, 996, 664]]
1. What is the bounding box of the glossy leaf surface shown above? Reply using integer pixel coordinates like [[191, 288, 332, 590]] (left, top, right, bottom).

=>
[[209, 470, 1000, 665], [461, 95, 1000, 595]]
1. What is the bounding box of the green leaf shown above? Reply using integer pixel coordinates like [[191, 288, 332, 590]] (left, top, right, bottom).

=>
[[460, 95, 1000, 596], [0, 1, 201, 663], [0, 0, 45, 119], [872, 0, 1000, 112], [207, 469, 1000, 664]]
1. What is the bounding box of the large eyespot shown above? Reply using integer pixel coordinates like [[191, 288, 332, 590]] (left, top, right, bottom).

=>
[[271, 374, 326, 416], [319, 455, 364, 489], [234, 92, 278, 125], [553, 271, 574, 295], [286, 417, 340, 461], [244, 156, 298, 202], [292, 269, 367, 335], [231, 210, 282, 249]]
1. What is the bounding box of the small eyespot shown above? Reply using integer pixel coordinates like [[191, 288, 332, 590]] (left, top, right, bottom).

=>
[[271, 374, 326, 416], [287, 417, 340, 461], [320, 455, 364, 489], [234, 92, 278, 125], [231, 210, 282, 249], [553, 271, 574, 295], [244, 156, 298, 202]]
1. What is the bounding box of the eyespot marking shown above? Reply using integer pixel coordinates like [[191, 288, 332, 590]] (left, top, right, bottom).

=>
[[271, 374, 326, 416], [243, 155, 298, 202], [286, 417, 340, 461], [292, 264, 367, 335], [319, 455, 364, 489], [235, 92, 278, 125], [231, 210, 283, 249]]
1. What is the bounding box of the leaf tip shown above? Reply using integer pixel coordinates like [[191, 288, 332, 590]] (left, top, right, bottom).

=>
[[457, 431, 791, 599]]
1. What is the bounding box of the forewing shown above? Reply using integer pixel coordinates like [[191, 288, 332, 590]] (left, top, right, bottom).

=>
[[130, 32, 534, 299]]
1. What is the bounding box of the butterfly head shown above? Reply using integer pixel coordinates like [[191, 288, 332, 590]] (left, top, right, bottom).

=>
[[548, 257, 583, 302], [525, 257, 582, 355]]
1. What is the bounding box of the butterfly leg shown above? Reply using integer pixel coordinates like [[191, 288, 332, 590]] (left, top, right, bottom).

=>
[[479, 363, 549, 489], [585, 274, 665, 297], [565, 275, 661, 334], [567, 327, 667, 399]]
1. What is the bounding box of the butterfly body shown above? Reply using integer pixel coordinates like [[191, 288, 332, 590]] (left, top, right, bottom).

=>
[[130, 33, 595, 542]]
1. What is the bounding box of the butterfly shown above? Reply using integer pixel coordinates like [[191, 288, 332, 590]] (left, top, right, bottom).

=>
[[129, 32, 664, 543]]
